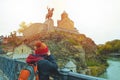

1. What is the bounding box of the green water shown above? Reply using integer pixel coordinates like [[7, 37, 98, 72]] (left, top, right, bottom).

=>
[[100, 58, 120, 80]]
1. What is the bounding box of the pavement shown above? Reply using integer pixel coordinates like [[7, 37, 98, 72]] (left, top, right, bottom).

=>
[[0, 70, 8, 80]]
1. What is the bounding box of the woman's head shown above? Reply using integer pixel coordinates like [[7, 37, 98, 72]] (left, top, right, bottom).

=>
[[34, 41, 42, 48], [34, 40, 48, 55]]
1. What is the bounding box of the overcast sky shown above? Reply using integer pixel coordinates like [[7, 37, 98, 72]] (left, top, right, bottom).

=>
[[0, 0, 120, 44]]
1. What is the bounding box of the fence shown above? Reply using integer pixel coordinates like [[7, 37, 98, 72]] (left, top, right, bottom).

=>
[[0, 56, 106, 80]]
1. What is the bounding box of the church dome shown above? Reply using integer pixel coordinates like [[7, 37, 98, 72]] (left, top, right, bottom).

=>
[[61, 11, 68, 19]]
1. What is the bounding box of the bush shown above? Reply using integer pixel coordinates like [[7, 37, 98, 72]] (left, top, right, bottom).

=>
[[89, 65, 106, 76], [86, 58, 101, 66]]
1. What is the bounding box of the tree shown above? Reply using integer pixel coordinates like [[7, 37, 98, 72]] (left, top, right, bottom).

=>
[[98, 39, 120, 55], [18, 21, 28, 34]]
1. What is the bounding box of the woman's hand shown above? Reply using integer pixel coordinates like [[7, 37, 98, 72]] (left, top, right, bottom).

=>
[[47, 50, 51, 56]]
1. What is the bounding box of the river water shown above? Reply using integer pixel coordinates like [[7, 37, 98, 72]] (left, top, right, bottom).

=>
[[100, 57, 120, 80]]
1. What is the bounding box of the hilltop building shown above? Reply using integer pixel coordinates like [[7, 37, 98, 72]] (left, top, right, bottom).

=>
[[22, 11, 79, 40], [57, 11, 78, 33]]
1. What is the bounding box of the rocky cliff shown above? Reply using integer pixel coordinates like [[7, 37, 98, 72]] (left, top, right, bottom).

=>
[[28, 31, 102, 74]]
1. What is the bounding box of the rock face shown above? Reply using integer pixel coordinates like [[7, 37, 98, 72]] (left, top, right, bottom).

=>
[[36, 31, 97, 72], [80, 38, 98, 57]]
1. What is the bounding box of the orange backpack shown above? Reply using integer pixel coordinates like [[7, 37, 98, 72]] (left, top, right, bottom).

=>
[[18, 64, 39, 80], [18, 69, 30, 80]]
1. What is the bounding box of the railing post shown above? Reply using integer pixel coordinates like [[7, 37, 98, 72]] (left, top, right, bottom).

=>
[[59, 68, 70, 80]]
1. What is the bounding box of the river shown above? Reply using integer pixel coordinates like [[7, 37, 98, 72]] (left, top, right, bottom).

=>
[[99, 57, 120, 80]]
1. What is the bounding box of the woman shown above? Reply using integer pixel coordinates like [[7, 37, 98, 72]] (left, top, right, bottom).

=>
[[26, 41, 58, 80]]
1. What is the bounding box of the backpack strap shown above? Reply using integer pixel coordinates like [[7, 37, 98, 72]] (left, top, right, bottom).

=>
[[30, 64, 39, 80]]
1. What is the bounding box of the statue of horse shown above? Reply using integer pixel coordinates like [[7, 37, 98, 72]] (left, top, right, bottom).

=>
[[45, 7, 54, 20]]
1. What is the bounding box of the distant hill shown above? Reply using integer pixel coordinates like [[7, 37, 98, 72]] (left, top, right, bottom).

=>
[[98, 39, 120, 55]]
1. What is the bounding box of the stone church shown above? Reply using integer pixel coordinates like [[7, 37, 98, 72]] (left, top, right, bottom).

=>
[[57, 11, 78, 33]]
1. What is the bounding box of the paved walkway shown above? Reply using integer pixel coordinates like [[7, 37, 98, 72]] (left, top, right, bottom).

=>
[[0, 70, 8, 80]]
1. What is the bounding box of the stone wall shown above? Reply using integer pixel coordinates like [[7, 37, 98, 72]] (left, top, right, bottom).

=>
[[55, 27, 79, 34]]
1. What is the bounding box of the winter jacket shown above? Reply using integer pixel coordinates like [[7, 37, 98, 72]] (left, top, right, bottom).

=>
[[26, 54, 58, 80], [37, 54, 58, 80]]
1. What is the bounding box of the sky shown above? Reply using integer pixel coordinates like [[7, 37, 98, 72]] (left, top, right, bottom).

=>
[[0, 0, 120, 44]]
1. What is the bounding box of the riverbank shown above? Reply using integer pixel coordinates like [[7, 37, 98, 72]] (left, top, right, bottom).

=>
[[85, 55, 108, 77], [99, 57, 120, 80], [89, 64, 107, 76]]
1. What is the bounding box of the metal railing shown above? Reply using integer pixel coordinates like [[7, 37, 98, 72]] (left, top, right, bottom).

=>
[[0, 56, 106, 80], [52, 68, 106, 80]]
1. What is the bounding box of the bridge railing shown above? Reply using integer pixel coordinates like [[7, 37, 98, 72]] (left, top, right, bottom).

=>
[[52, 68, 106, 80], [0, 56, 106, 80]]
